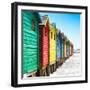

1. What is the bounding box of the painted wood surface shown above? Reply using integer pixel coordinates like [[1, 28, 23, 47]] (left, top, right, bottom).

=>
[[49, 23, 56, 65], [56, 30, 61, 61], [39, 16, 49, 68], [61, 33, 64, 59], [66, 39, 70, 58], [64, 37, 67, 58], [22, 11, 40, 74]]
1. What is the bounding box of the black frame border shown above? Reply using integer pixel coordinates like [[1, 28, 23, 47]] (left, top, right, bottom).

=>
[[11, 2, 88, 87]]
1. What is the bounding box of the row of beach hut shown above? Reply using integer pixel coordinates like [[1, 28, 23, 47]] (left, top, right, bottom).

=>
[[22, 11, 74, 78]]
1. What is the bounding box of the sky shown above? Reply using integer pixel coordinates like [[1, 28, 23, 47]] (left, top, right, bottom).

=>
[[39, 12, 80, 50]]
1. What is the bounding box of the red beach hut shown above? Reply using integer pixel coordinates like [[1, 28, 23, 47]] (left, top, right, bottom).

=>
[[39, 15, 50, 76]]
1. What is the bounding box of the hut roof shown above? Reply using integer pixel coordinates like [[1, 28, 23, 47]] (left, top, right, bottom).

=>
[[57, 29, 61, 36], [50, 23, 56, 31], [39, 15, 49, 26], [57, 29, 60, 33], [33, 12, 41, 23]]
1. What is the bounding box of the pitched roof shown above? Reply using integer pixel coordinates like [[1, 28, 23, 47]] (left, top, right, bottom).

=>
[[39, 15, 49, 26], [50, 23, 56, 31]]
